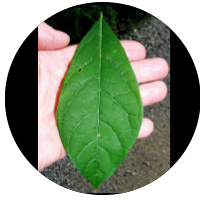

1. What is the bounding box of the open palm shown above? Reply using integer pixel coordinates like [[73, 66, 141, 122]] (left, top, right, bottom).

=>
[[38, 22, 168, 171]]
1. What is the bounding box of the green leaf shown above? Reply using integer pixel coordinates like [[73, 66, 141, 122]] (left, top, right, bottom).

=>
[[56, 13, 143, 188]]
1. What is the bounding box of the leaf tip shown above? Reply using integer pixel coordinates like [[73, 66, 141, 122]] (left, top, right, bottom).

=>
[[100, 12, 103, 20]]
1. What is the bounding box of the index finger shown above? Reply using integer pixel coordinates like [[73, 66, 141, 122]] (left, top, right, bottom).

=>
[[120, 40, 146, 61]]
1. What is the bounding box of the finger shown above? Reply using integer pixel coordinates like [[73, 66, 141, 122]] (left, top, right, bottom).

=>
[[38, 22, 70, 50], [140, 81, 168, 107], [63, 44, 78, 64], [137, 118, 154, 139], [120, 40, 146, 61], [131, 58, 169, 84]]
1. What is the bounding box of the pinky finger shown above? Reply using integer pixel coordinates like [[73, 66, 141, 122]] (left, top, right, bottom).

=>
[[137, 118, 154, 139]]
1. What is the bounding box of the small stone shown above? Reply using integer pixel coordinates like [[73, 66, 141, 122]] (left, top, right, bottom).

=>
[[114, 171, 122, 176], [143, 161, 150, 167], [101, 185, 106, 191], [131, 172, 136, 176], [113, 185, 118, 191]]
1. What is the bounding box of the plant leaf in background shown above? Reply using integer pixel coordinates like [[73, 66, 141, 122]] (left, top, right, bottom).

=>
[[56, 13, 143, 189]]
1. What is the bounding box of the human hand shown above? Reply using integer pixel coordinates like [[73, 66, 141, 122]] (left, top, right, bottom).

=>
[[38, 22, 168, 171]]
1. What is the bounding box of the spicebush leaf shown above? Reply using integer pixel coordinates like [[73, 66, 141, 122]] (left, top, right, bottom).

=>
[[56, 13, 143, 188]]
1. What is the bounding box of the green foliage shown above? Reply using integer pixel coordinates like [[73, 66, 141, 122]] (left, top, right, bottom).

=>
[[56, 14, 143, 188], [45, 4, 117, 44], [47, 3, 150, 44]]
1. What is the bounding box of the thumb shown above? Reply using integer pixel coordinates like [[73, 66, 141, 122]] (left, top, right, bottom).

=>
[[38, 22, 70, 50]]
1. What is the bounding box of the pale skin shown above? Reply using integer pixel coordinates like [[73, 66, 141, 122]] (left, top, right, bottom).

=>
[[38, 22, 169, 171]]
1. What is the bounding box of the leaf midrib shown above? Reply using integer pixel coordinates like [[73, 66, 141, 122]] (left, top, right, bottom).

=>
[[95, 13, 103, 187]]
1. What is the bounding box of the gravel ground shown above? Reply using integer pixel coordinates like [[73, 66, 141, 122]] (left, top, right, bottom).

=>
[[41, 15, 170, 194]]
